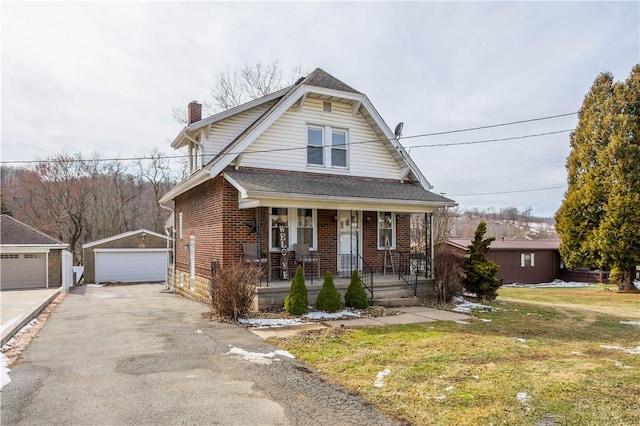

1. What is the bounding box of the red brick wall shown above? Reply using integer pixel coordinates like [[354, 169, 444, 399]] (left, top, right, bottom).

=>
[[174, 175, 413, 284]]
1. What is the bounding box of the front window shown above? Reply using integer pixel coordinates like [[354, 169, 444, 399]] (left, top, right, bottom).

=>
[[297, 209, 314, 247], [269, 207, 317, 250], [378, 211, 395, 249], [271, 208, 289, 249]]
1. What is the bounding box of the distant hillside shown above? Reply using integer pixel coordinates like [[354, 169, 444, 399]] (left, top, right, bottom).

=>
[[449, 208, 558, 240]]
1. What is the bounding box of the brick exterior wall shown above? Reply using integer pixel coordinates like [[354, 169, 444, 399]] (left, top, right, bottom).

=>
[[172, 172, 414, 302]]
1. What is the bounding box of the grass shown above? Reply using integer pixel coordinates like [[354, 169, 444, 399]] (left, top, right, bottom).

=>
[[272, 287, 640, 425]]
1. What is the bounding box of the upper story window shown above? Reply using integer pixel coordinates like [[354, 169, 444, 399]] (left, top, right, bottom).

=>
[[188, 138, 202, 173], [307, 125, 348, 169]]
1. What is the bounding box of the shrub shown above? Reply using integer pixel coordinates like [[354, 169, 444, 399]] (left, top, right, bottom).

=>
[[344, 269, 369, 309], [284, 265, 309, 315], [433, 250, 464, 304], [463, 221, 502, 300], [210, 261, 259, 320], [315, 271, 342, 312]]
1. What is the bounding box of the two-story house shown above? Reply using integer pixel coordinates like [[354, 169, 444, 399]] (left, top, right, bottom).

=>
[[159, 68, 455, 308]]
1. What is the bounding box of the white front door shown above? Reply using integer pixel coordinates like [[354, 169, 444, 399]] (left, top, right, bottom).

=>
[[337, 210, 361, 272]]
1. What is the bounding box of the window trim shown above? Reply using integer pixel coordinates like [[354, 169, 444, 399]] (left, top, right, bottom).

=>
[[377, 211, 396, 250], [269, 207, 318, 251], [521, 252, 535, 267]]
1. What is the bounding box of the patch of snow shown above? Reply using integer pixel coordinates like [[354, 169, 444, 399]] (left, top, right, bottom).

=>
[[600, 345, 640, 355], [195, 329, 203, 334], [472, 375, 480, 380], [238, 318, 306, 329], [603, 358, 634, 369], [571, 352, 586, 356], [274, 350, 295, 359], [504, 280, 594, 288], [634, 280, 640, 289], [445, 386, 454, 392], [3, 318, 38, 343], [451, 297, 492, 313], [374, 368, 391, 388], [516, 392, 530, 403], [455, 320, 470, 325], [435, 395, 447, 402], [226, 346, 295, 365], [86, 284, 103, 287], [303, 310, 361, 320], [479, 318, 492, 322], [1, 353, 10, 389], [514, 337, 527, 343], [620, 321, 640, 326]]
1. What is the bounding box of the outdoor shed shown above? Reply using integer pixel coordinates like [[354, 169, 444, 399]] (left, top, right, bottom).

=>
[[0, 214, 71, 290], [82, 229, 168, 284], [444, 238, 561, 284]]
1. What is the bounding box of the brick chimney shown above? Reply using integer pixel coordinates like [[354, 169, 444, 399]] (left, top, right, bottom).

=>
[[188, 101, 202, 124]]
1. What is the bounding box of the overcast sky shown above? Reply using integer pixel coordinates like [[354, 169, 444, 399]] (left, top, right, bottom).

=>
[[2, 1, 638, 217]]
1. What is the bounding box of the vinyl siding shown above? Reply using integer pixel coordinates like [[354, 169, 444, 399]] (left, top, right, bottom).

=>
[[239, 98, 402, 179], [201, 101, 276, 164]]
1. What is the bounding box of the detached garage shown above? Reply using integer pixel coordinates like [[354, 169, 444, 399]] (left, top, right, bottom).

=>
[[1, 214, 70, 290], [83, 229, 168, 284]]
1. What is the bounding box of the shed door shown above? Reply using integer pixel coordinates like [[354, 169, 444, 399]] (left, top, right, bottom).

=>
[[95, 250, 166, 284], [1, 253, 46, 290]]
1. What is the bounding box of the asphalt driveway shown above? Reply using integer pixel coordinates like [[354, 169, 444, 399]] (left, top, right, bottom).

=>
[[1, 284, 397, 425]]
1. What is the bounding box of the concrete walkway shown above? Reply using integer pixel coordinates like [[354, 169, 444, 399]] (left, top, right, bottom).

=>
[[250, 306, 472, 339], [1, 288, 61, 346]]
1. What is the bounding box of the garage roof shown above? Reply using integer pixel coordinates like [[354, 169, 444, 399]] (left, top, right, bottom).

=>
[[0, 214, 67, 246], [83, 229, 167, 249]]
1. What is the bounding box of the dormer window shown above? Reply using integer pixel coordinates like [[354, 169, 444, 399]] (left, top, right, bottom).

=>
[[307, 125, 348, 169]]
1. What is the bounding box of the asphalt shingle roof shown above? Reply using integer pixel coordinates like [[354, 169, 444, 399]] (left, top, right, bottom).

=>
[[224, 168, 454, 205], [0, 214, 66, 245]]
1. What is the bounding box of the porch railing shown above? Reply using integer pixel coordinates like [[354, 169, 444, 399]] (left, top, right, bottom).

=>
[[397, 252, 427, 296], [337, 254, 375, 300]]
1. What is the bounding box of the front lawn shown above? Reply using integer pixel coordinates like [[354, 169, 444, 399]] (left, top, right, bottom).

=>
[[272, 290, 640, 425]]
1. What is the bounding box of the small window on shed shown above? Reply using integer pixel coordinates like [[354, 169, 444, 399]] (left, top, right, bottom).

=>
[[323, 101, 332, 112], [521, 253, 535, 267]]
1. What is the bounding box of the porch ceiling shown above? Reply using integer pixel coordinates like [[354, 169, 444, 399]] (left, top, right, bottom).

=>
[[223, 168, 456, 212]]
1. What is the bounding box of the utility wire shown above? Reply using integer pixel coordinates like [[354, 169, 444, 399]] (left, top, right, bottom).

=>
[[448, 184, 567, 197], [0, 111, 578, 165], [407, 129, 572, 151]]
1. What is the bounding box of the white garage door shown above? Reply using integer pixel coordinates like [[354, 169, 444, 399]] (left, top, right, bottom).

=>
[[95, 249, 167, 284], [1, 253, 46, 290]]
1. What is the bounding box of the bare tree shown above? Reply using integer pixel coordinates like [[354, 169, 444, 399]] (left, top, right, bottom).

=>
[[173, 60, 303, 124], [137, 148, 175, 233]]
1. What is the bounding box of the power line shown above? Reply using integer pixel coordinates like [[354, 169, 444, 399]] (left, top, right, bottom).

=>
[[407, 129, 572, 151], [399, 111, 577, 139], [0, 111, 578, 165], [448, 184, 567, 197]]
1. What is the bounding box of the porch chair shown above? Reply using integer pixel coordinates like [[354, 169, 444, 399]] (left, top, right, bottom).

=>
[[242, 243, 269, 285], [293, 243, 320, 280]]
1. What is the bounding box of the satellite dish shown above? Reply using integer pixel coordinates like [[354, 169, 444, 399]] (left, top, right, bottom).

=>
[[394, 122, 404, 138]]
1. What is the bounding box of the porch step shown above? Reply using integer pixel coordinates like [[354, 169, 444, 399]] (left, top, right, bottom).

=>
[[371, 297, 421, 308]]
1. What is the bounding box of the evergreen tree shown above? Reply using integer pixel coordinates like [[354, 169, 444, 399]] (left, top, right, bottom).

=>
[[284, 265, 309, 315], [344, 269, 369, 309], [315, 271, 342, 312], [463, 221, 502, 300], [556, 65, 640, 291]]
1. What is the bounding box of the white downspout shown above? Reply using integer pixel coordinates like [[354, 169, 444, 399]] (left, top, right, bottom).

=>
[[160, 202, 176, 292]]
